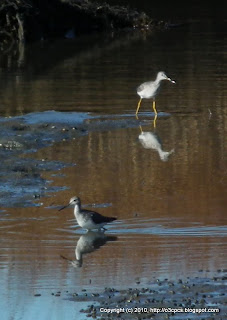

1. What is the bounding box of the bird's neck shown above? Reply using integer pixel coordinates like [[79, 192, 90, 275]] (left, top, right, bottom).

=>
[[154, 77, 162, 85], [74, 203, 81, 216]]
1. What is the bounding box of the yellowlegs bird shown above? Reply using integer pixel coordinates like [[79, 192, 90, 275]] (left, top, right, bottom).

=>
[[136, 71, 175, 115], [59, 196, 117, 231]]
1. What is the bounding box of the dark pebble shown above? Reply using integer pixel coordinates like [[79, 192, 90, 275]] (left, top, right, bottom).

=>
[[169, 290, 175, 294], [168, 282, 174, 286]]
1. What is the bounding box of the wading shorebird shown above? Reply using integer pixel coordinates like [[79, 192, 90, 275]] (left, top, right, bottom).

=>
[[59, 196, 117, 231], [136, 71, 175, 115]]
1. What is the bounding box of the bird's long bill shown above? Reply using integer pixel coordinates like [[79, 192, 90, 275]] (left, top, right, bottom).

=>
[[167, 77, 176, 84], [58, 204, 69, 211]]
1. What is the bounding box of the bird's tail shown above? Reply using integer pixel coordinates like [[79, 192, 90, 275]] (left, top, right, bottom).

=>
[[106, 217, 117, 223]]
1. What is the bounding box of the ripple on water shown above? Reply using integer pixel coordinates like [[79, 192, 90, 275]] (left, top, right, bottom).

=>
[[115, 218, 227, 237]]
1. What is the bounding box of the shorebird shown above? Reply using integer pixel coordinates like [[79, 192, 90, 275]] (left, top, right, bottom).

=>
[[59, 196, 117, 231], [136, 71, 175, 115]]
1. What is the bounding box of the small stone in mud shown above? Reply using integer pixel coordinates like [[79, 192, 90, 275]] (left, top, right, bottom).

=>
[[169, 290, 175, 294], [33, 194, 40, 198], [92, 293, 99, 297], [12, 125, 29, 131], [168, 282, 174, 286]]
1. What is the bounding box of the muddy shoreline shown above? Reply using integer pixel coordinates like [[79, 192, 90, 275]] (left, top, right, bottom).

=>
[[49, 271, 227, 319]]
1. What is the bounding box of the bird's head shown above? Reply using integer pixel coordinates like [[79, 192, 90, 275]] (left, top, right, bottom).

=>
[[157, 71, 176, 83], [58, 196, 81, 211], [69, 196, 81, 206]]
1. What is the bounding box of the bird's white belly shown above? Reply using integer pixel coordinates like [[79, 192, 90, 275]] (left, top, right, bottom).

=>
[[141, 89, 157, 99], [76, 213, 104, 230], [138, 85, 159, 99]]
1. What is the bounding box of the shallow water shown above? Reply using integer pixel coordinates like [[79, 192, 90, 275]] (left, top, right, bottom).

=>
[[0, 14, 226, 320]]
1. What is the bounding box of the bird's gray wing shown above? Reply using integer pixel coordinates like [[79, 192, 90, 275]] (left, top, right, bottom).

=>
[[83, 209, 116, 224], [91, 212, 116, 224], [137, 83, 146, 93], [82, 209, 106, 224], [137, 81, 153, 93]]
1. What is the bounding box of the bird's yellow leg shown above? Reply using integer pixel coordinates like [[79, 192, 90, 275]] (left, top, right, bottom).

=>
[[136, 98, 142, 115], [153, 113, 157, 129], [152, 100, 157, 115]]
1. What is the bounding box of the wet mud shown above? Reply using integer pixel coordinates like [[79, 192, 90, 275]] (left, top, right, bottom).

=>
[[68, 272, 227, 319]]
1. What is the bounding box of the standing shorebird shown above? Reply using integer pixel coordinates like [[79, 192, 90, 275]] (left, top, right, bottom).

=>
[[136, 71, 175, 115], [59, 196, 117, 231]]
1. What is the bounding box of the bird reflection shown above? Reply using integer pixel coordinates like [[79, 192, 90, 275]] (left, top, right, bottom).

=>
[[61, 231, 117, 267], [137, 118, 174, 162]]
